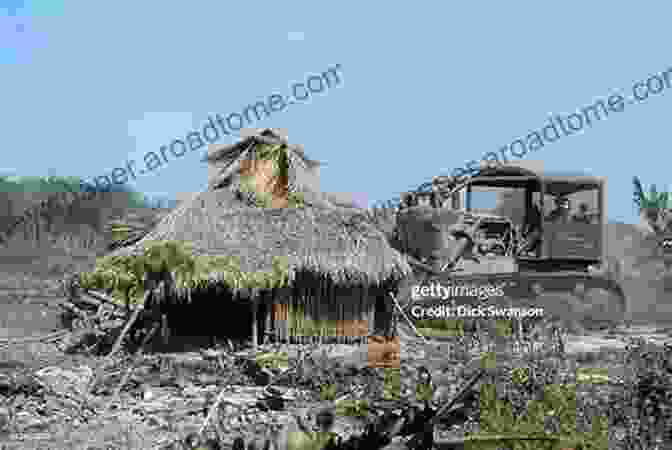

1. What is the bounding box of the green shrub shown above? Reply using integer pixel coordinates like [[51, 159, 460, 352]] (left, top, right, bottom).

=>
[[256, 352, 289, 371], [474, 381, 608, 450], [335, 399, 369, 417], [319, 383, 337, 401], [415, 318, 464, 335], [383, 368, 401, 401]]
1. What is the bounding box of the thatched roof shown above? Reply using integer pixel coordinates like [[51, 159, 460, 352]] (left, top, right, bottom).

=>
[[109, 188, 411, 286], [204, 128, 321, 192], [204, 128, 320, 166], [203, 128, 363, 212]]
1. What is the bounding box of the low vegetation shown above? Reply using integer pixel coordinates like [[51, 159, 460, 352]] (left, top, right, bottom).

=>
[[210, 332, 670, 450]]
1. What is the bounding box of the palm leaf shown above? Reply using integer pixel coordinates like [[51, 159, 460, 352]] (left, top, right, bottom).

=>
[[660, 191, 669, 210], [633, 176, 645, 209], [650, 183, 658, 202]]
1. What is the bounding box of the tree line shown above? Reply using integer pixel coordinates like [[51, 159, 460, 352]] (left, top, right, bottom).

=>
[[0, 175, 178, 245]]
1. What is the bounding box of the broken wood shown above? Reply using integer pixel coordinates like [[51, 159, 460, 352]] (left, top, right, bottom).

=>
[[85, 290, 125, 308], [107, 321, 160, 410], [0, 330, 71, 348], [58, 301, 89, 318], [107, 296, 148, 359], [198, 384, 228, 436], [87, 291, 150, 395], [404, 368, 486, 449], [71, 294, 104, 309]]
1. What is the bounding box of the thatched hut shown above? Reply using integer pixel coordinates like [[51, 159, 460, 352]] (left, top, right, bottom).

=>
[[109, 129, 411, 347]]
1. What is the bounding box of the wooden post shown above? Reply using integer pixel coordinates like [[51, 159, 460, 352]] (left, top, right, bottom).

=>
[[23, 211, 30, 241], [264, 291, 271, 344], [250, 289, 259, 352], [34, 205, 40, 246], [338, 294, 343, 344], [161, 314, 169, 347]]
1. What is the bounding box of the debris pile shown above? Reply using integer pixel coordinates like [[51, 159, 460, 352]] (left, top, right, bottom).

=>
[[57, 289, 130, 354], [0, 347, 320, 448]]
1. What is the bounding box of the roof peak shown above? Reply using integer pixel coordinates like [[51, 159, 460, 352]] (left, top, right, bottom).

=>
[[203, 129, 320, 167]]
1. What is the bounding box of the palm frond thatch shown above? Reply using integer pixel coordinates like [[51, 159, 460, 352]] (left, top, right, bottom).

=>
[[105, 208, 173, 251], [363, 204, 398, 238], [204, 128, 320, 167], [203, 128, 321, 192], [109, 188, 411, 287]]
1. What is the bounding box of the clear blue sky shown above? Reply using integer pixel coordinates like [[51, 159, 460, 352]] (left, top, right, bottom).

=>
[[1, 1, 670, 224]]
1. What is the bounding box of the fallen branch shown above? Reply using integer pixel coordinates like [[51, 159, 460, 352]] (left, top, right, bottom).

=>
[[404, 368, 485, 449], [58, 301, 89, 318], [98, 319, 125, 330], [198, 385, 228, 436], [0, 330, 71, 348], [107, 321, 160, 410], [87, 291, 150, 395], [389, 292, 428, 343], [69, 294, 126, 319], [434, 368, 484, 421], [85, 290, 126, 309], [107, 300, 146, 359]]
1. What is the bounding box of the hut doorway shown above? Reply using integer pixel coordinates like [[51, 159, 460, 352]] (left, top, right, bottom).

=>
[[150, 293, 255, 351]]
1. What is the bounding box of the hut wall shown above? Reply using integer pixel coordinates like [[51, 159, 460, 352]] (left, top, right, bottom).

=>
[[156, 275, 393, 347], [268, 273, 388, 345]]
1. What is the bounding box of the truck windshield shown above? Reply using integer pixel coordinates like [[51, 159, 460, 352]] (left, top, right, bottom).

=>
[[467, 186, 528, 226], [543, 184, 600, 224]]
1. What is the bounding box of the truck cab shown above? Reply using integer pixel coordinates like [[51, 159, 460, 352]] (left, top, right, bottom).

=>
[[461, 166, 605, 272]]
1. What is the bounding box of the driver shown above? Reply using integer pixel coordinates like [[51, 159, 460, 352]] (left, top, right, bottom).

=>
[[401, 193, 414, 209], [572, 202, 591, 224], [546, 195, 571, 223], [416, 193, 433, 207], [520, 200, 542, 254]]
